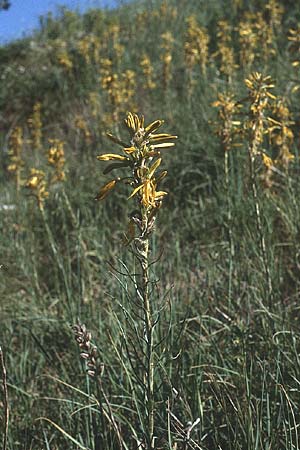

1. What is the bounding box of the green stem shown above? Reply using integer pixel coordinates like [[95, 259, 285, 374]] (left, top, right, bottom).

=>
[[224, 150, 235, 304], [248, 147, 273, 305], [140, 212, 154, 450]]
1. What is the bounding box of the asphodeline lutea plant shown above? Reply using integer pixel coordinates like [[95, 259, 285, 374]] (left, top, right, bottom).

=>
[[254, 11, 276, 63], [265, 0, 284, 31], [47, 139, 66, 184], [288, 24, 300, 93], [212, 92, 242, 153], [96, 112, 177, 449], [121, 69, 136, 111], [7, 126, 24, 193], [288, 24, 300, 65], [271, 99, 295, 170], [110, 23, 125, 63], [238, 18, 257, 69], [53, 39, 73, 71], [77, 36, 92, 65], [184, 15, 209, 77], [212, 93, 241, 301], [100, 58, 123, 122], [160, 32, 174, 92], [214, 20, 237, 83], [25, 168, 49, 210], [244, 72, 276, 301], [140, 54, 156, 91], [76, 35, 101, 66]]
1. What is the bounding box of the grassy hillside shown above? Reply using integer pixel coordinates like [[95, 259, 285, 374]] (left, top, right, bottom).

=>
[[1, 0, 300, 448]]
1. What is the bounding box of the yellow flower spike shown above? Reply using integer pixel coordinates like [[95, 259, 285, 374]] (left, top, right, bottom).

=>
[[140, 54, 156, 90], [7, 126, 24, 192], [47, 139, 66, 183], [98, 112, 176, 215], [95, 178, 120, 201], [97, 154, 129, 161]]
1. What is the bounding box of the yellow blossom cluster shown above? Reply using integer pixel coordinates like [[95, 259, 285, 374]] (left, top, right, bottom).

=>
[[270, 100, 295, 170], [96, 112, 177, 217], [7, 127, 24, 191], [140, 54, 156, 90], [100, 58, 123, 115], [77, 35, 101, 66], [25, 168, 49, 209], [184, 15, 209, 76], [214, 20, 237, 82], [212, 93, 241, 153], [238, 17, 257, 68], [160, 32, 174, 91], [53, 39, 73, 71], [47, 139, 66, 183], [245, 72, 276, 152], [153, 1, 177, 21], [288, 25, 300, 68], [265, 0, 284, 30]]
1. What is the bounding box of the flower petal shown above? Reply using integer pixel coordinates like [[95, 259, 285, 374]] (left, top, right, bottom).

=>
[[95, 179, 118, 201], [97, 154, 128, 161]]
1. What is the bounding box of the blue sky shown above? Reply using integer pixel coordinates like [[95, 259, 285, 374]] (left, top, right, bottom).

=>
[[0, 0, 120, 43]]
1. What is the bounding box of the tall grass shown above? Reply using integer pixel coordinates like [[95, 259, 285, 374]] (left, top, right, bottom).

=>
[[1, 0, 300, 448]]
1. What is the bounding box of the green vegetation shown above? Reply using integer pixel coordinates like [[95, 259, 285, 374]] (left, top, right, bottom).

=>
[[1, 0, 300, 448]]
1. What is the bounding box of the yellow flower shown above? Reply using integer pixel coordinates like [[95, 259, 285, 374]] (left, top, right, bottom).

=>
[[48, 139, 66, 183], [97, 154, 129, 162], [261, 153, 273, 168], [96, 112, 177, 206], [25, 168, 49, 208]]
